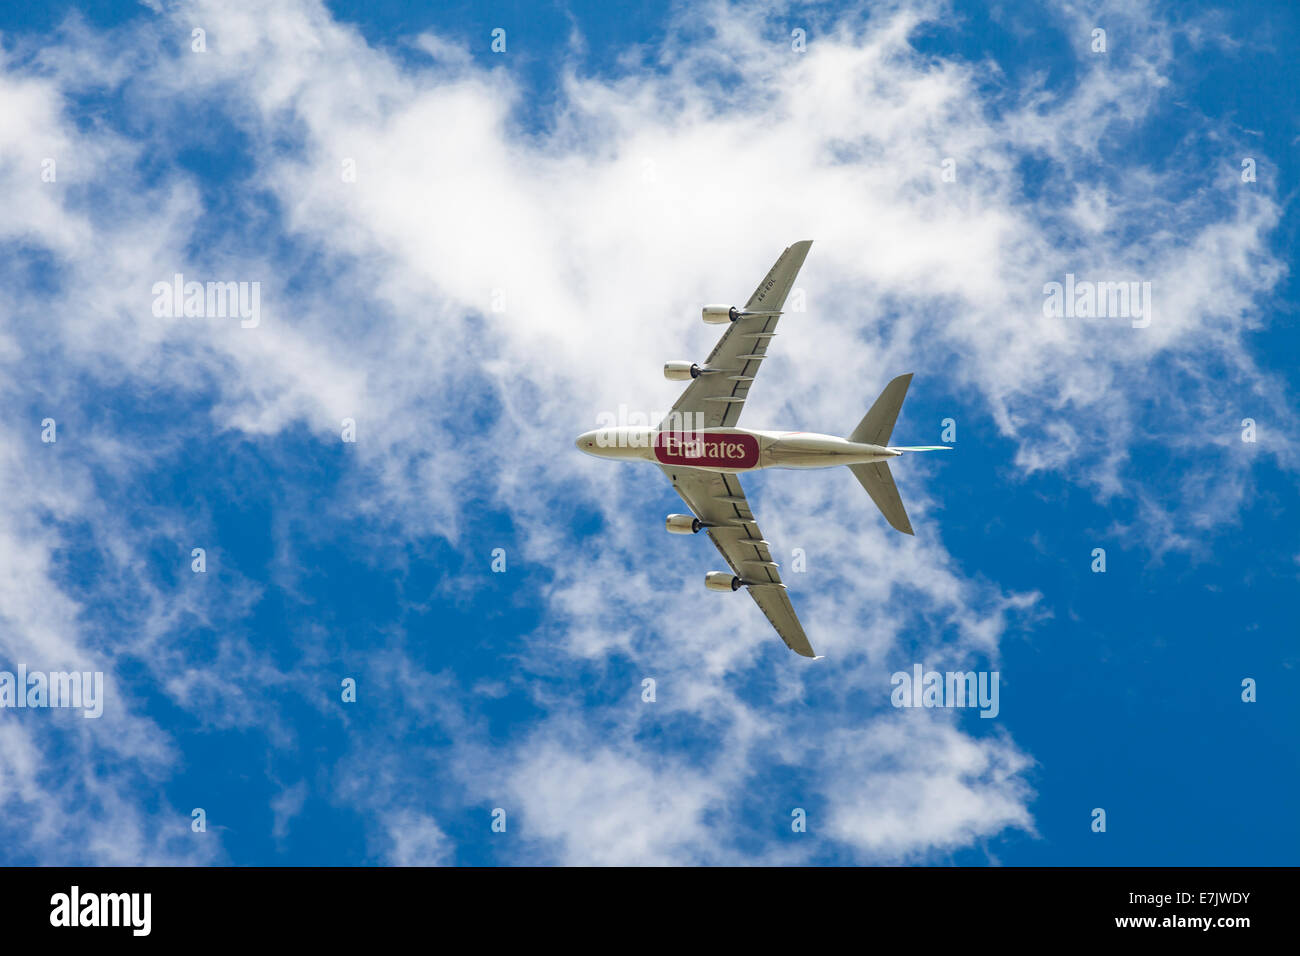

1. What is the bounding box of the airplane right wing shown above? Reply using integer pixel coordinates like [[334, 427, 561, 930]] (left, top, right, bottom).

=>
[[662, 465, 817, 658]]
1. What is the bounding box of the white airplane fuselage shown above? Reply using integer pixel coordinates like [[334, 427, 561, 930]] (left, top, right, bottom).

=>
[[575, 426, 900, 474]]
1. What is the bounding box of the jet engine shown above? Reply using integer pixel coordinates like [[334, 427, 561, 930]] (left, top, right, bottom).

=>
[[705, 571, 742, 592], [663, 361, 701, 381], [702, 305, 782, 324], [701, 305, 741, 324], [666, 514, 703, 534]]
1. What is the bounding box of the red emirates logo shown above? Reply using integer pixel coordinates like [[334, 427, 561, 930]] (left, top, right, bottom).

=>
[[653, 432, 759, 467]]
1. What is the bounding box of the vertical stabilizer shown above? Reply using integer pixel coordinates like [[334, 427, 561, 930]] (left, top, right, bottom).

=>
[[849, 373, 912, 446]]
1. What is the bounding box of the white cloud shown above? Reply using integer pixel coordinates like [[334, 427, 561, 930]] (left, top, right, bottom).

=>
[[381, 810, 454, 866], [818, 716, 1035, 860]]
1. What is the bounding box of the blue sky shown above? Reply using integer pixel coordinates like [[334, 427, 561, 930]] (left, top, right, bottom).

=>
[[0, 0, 1296, 865]]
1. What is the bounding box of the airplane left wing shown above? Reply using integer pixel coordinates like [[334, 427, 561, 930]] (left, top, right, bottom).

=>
[[663, 466, 816, 658], [659, 240, 813, 431]]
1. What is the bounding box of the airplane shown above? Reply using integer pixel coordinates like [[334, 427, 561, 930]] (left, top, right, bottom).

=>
[[575, 240, 949, 658]]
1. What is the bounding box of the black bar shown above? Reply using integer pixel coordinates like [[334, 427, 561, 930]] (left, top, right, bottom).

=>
[[0, 866, 1285, 941]]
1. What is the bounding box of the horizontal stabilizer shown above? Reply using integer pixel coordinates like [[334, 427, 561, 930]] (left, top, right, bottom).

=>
[[849, 461, 913, 535]]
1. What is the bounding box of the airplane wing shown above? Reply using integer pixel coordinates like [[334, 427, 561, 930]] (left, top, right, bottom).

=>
[[659, 240, 813, 431], [663, 466, 817, 658]]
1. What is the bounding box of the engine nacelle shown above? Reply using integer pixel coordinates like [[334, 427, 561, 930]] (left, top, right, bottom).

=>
[[666, 513, 702, 534], [663, 361, 701, 381], [705, 571, 742, 592], [702, 305, 740, 324]]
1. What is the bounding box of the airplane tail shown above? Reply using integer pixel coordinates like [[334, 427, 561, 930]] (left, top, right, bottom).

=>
[[848, 374, 918, 535], [849, 373, 912, 446]]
